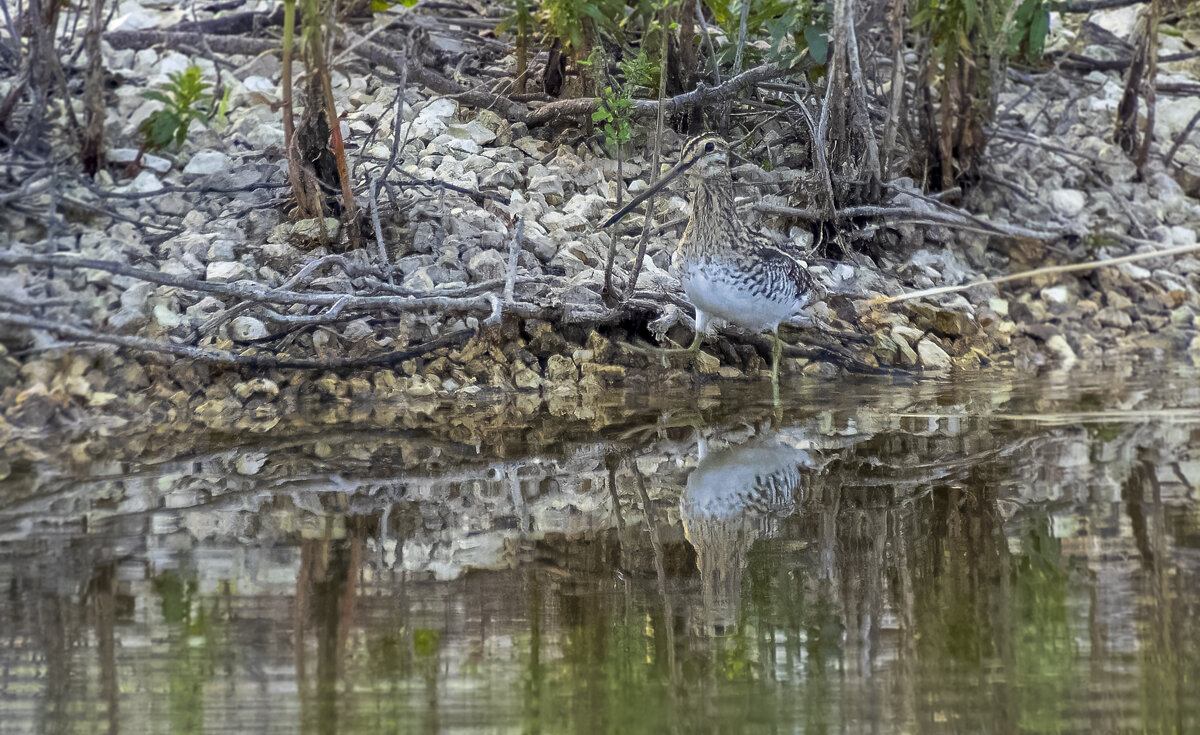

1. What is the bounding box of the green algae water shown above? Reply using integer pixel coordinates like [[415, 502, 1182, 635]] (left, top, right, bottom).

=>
[[2, 367, 1199, 734]]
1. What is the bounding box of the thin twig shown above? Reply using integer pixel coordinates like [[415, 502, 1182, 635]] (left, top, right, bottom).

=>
[[526, 62, 795, 127], [844, 4, 881, 183], [1055, 0, 1147, 12], [694, 0, 722, 88], [797, 93, 837, 220], [752, 201, 1065, 240], [0, 252, 502, 314], [0, 311, 476, 369], [872, 241, 1200, 305], [369, 179, 393, 284], [1056, 49, 1200, 72], [620, 2, 672, 303], [1164, 107, 1200, 169], [880, 0, 906, 179], [504, 217, 524, 306]]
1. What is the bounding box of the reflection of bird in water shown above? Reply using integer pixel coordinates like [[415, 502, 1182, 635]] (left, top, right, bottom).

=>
[[680, 436, 820, 633]]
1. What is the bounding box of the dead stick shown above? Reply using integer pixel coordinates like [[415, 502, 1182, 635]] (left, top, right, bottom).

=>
[[0, 251, 496, 312], [1164, 107, 1200, 169], [504, 217, 524, 306], [526, 62, 794, 127], [1055, 0, 1146, 11], [871, 241, 1200, 305], [1133, 0, 1159, 175], [0, 311, 475, 369], [621, 2, 673, 304]]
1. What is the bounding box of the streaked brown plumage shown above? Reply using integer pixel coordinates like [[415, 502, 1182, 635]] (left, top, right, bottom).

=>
[[603, 134, 819, 390]]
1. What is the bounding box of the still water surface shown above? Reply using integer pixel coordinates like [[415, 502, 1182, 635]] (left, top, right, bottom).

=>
[[2, 368, 1199, 733]]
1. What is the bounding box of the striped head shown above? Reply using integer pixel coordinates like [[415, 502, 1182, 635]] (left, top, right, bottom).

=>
[[678, 134, 730, 178], [602, 134, 731, 228]]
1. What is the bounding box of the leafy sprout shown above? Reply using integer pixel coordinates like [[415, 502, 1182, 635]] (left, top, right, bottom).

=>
[[700, 0, 829, 70], [592, 50, 654, 153], [541, 0, 624, 55], [139, 66, 214, 152]]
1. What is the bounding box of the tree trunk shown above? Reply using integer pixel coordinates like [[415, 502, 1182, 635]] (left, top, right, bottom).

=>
[[1133, 0, 1159, 177]]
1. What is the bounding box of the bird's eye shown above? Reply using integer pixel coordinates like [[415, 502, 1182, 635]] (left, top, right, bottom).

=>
[[704, 141, 715, 153]]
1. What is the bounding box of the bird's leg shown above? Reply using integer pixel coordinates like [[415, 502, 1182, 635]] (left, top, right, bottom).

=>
[[771, 330, 782, 407], [655, 310, 708, 355], [620, 311, 709, 370]]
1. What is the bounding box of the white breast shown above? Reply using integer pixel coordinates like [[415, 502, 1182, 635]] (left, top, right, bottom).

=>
[[683, 263, 797, 333]]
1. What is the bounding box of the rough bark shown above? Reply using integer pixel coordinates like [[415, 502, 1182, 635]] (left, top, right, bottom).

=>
[[80, 0, 108, 175], [1114, 7, 1151, 155], [1133, 0, 1159, 176], [881, 0, 907, 179]]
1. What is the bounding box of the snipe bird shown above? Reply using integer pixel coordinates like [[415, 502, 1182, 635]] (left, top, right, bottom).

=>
[[603, 134, 818, 389]]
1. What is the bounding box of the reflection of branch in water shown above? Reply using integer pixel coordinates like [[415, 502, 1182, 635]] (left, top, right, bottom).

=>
[[295, 519, 364, 730], [630, 459, 677, 679]]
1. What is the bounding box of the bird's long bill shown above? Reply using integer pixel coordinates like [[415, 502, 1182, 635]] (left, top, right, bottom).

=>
[[601, 156, 696, 228]]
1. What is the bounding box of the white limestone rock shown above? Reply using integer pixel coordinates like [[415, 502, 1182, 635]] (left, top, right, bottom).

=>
[[230, 316, 269, 341], [917, 339, 952, 370], [184, 149, 232, 175], [1049, 188, 1087, 217], [113, 169, 163, 194], [206, 261, 253, 283]]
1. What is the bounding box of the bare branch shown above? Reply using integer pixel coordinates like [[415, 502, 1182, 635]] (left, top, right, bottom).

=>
[[0, 251, 500, 314], [0, 311, 476, 369], [1055, 0, 1146, 12], [104, 29, 276, 56], [504, 217, 524, 307], [873, 241, 1200, 305], [526, 62, 795, 127]]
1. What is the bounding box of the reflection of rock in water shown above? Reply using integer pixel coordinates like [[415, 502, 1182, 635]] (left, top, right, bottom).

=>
[[680, 440, 820, 634]]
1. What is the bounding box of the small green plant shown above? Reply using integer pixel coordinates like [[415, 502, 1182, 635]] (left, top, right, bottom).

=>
[[139, 66, 213, 151], [1007, 0, 1051, 61], [911, 0, 1050, 72], [592, 50, 654, 153], [764, 2, 829, 68], [540, 0, 623, 57], [910, 0, 1050, 186], [703, 0, 828, 69]]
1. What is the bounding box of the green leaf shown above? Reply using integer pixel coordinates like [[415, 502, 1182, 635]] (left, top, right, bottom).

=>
[[1028, 6, 1049, 59], [214, 86, 231, 126], [962, 0, 978, 27], [579, 3, 609, 27], [142, 91, 172, 104], [804, 26, 828, 65], [149, 112, 179, 149]]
